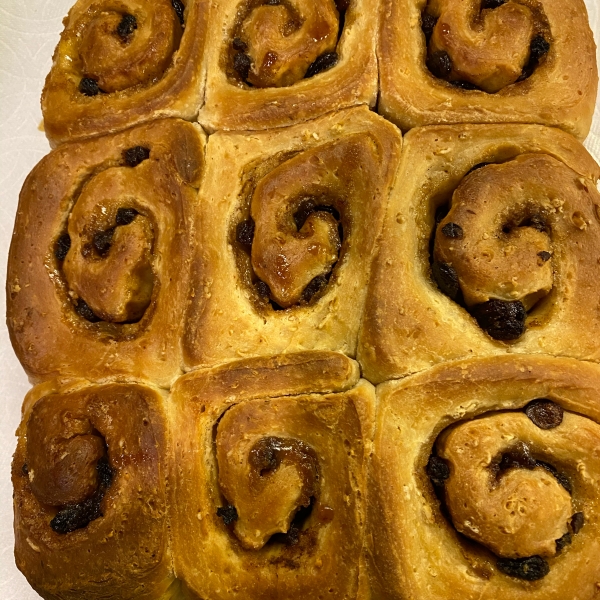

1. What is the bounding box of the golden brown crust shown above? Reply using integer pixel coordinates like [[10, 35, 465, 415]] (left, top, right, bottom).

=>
[[369, 355, 600, 600], [378, 0, 598, 139], [198, 0, 378, 132], [7, 119, 205, 388], [358, 124, 600, 384], [183, 106, 402, 369], [12, 380, 173, 600], [42, 0, 209, 146], [169, 352, 374, 599]]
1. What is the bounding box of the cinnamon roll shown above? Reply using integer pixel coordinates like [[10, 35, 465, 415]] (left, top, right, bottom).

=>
[[13, 380, 172, 599], [379, 0, 598, 139], [369, 355, 600, 600], [184, 106, 401, 369], [358, 123, 600, 384], [7, 119, 205, 388], [198, 0, 378, 131], [169, 351, 373, 599], [42, 0, 208, 146]]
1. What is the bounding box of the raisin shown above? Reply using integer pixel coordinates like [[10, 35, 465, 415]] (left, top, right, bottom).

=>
[[123, 146, 150, 167], [441, 222, 463, 239], [537, 251, 551, 262], [302, 275, 328, 302], [537, 461, 572, 493], [172, 0, 185, 25], [93, 228, 114, 256], [525, 400, 563, 429], [305, 52, 339, 78], [497, 556, 549, 581], [571, 512, 584, 534], [555, 532, 572, 553], [470, 299, 526, 340], [236, 218, 255, 246], [421, 12, 438, 42], [55, 233, 71, 261], [530, 35, 550, 63], [450, 80, 480, 91], [255, 280, 271, 298], [22, 463, 29, 476], [79, 77, 100, 97], [234, 53, 252, 80], [217, 505, 238, 525], [498, 442, 537, 471], [116, 207, 138, 226], [232, 37, 248, 52], [481, 0, 505, 8], [432, 261, 460, 300], [75, 299, 101, 323], [427, 51, 452, 79], [426, 455, 450, 487], [116, 14, 137, 41]]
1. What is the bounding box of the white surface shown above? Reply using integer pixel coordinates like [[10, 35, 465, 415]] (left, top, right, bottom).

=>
[[0, 1, 599, 597]]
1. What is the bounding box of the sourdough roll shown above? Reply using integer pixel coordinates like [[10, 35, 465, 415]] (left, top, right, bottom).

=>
[[369, 356, 600, 600], [169, 352, 374, 599], [13, 380, 173, 600], [184, 106, 401, 369], [358, 123, 600, 383], [7, 119, 205, 388], [379, 0, 598, 138], [42, 0, 208, 145], [198, 0, 378, 131]]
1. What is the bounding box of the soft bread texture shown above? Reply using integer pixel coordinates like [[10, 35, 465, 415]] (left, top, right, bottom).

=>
[[169, 352, 374, 599], [198, 0, 378, 132], [42, 0, 209, 146], [12, 380, 173, 600], [358, 123, 600, 384], [378, 0, 598, 138], [7, 119, 205, 388], [368, 355, 600, 600], [183, 106, 401, 369]]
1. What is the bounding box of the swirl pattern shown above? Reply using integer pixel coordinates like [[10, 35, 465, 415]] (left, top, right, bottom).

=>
[[7, 119, 204, 387], [369, 356, 600, 600], [12, 381, 172, 599], [42, 0, 208, 144], [170, 352, 371, 600], [358, 124, 600, 384], [184, 107, 400, 367]]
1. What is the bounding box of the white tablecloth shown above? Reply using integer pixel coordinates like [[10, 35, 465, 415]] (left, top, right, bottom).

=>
[[0, 1, 599, 596]]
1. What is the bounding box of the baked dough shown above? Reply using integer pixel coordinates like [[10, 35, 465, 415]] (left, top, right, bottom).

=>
[[378, 0, 598, 139], [358, 123, 600, 384], [169, 351, 373, 600], [7, 119, 205, 388], [42, 0, 208, 146], [12, 379, 173, 600], [369, 355, 600, 600], [184, 106, 401, 369], [198, 0, 378, 132]]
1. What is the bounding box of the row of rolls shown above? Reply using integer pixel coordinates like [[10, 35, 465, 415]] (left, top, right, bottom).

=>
[[13, 352, 600, 599], [41, 0, 597, 144], [9, 108, 600, 387]]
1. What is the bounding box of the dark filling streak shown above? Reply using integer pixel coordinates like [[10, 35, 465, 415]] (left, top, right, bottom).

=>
[[481, 0, 506, 8], [304, 52, 338, 79], [50, 456, 113, 534], [116, 14, 137, 41], [469, 299, 526, 341], [55, 233, 71, 261], [75, 299, 101, 323], [497, 555, 549, 581], [518, 35, 551, 81], [22, 463, 29, 476], [217, 504, 239, 526], [269, 496, 315, 547], [232, 37, 248, 52], [172, 0, 185, 26], [236, 218, 255, 246], [427, 50, 453, 79], [123, 146, 150, 167], [555, 532, 572, 553], [432, 261, 461, 301], [93, 228, 115, 256], [116, 207, 138, 226]]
